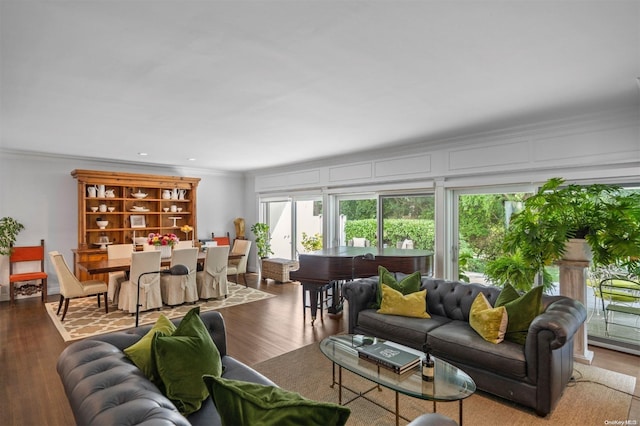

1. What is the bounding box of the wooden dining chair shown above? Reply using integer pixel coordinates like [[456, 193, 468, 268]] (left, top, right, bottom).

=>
[[49, 251, 108, 321], [197, 245, 229, 300], [10, 239, 48, 305], [160, 247, 199, 305]]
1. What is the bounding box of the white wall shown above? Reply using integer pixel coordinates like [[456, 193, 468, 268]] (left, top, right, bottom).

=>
[[0, 152, 245, 299], [250, 108, 639, 191]]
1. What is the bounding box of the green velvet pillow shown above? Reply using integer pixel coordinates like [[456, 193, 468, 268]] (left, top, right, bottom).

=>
[[373, 265, 422, 308], [123, 314, 176, 385], [152, 307, 223, 415], [469, 293, 508, 344], [377, 284, 430, 318], [495, 284, 543, 345], [494, 283, 521, 308], [203, 375, 351, 426]]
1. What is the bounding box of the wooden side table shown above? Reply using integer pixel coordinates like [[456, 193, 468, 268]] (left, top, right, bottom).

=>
[[261, 258, 299, 283]]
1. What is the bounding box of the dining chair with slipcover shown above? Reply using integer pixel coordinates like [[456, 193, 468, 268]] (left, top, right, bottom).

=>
[[49, 251, 108, 321], [227, 239, 251, 287], [106, 243, 133, 305], [118, 250, 162, 314], [197, 245, 229, 300], [160, 247, 199, 306], [175, 240, 193, 249]]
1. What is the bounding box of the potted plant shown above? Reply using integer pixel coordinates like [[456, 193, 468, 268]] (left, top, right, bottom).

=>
[[300, 232, 322, 253], [0, 217, 25, 256], [251, 222, 273, 259], [486, 177, 640, 290]]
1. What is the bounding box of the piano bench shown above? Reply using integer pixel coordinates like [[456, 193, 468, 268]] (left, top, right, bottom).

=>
[[261, 258, 299, 283]]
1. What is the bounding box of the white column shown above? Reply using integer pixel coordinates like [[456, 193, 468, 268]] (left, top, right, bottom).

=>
[[557, 259, 594, 364]]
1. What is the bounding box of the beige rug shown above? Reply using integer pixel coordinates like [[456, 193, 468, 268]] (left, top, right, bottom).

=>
[[254, 343, 636, 426], [45, 284, 274, 341]]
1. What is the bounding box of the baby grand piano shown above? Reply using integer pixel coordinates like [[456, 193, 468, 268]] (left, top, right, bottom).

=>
[[290, 247, 433, 325]]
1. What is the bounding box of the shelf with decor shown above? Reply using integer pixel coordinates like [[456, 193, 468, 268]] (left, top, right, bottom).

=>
[[71, 169, 200, 281]]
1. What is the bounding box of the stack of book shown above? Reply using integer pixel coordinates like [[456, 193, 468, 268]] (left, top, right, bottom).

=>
[[357, 342, 421, 374]]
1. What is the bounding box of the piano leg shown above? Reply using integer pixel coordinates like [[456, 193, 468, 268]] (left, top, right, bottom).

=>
[[302, 282, 320, 326], [327, 280, 343, 316]]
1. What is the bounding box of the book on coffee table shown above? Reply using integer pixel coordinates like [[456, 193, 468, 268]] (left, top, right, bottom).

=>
[[357, 341, 421, 374]]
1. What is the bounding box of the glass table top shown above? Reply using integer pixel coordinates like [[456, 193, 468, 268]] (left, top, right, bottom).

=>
[[320, 334, 476, 402]]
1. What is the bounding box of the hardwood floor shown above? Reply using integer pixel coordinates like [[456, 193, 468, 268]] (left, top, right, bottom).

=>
[[1, 274, 638, 425]]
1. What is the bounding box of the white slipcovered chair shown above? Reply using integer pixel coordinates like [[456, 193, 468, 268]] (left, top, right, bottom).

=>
[[227, 239, 251, 287], [197, 246, 229, 300], [118, 250, 162, 314], [175, 240, 193, 249], [49, 251, 108, 321], [160, 247, 198, 306], [106, 243, 133, 305]]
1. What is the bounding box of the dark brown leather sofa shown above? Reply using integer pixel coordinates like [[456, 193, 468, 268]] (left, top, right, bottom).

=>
[[343, 275, 586, 416]]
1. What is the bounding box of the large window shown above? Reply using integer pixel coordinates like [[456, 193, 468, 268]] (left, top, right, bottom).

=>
[[453, 188, 532, 284], [260, 196, 323, 259], [380, 194, 435, 251], [337, 195, 377, 246]]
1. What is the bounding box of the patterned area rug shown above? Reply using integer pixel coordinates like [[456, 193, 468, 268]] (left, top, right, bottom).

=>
[[255, 342, 636, 426], [45, 284, 274, 341]]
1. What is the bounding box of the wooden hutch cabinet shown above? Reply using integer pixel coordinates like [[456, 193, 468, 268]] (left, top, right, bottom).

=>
[[71, 169, 200, 281]]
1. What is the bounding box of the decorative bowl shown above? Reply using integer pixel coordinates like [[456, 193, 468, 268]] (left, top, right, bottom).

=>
[[90, 206, 99, 212], [132, 192, 147, 199], [163, 207, 170, 212], [96, 220, 109, 229], [107, 207, 115, 212], [177, 207, 183, 212]]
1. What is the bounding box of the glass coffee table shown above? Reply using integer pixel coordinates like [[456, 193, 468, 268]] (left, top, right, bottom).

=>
[[320, 335, 475, 426]]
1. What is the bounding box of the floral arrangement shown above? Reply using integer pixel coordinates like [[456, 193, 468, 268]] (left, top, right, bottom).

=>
[[147, 233, 179, 247]]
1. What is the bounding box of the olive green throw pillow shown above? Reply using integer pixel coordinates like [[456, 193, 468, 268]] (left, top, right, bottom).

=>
[[494, 284, 544, 345], [377, 284, 430, 318], [203, 375, 351, 426], [124, 314, 176, 386], [152, 307, 223, 415], [469, 293, 508, 344], [374, 266, 422, 309], [494, 283, 521, 308]]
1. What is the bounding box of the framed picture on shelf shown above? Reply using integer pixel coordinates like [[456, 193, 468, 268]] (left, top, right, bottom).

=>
[[130, 215, 146, 228]]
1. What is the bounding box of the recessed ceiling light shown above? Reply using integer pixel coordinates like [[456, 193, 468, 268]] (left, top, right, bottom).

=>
[[138, 152, 148, 156], [188, 158, 196, 161]]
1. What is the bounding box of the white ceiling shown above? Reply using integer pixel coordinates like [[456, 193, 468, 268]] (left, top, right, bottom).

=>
[[1, 1, 638, 172]]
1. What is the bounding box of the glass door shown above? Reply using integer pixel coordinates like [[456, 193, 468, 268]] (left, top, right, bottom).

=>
[[453, 188, 532, 284], [266, 200, 292, 259], [336, 194, 377, 247], [261, 196, 324, 259], [380, 194, 435, 251]]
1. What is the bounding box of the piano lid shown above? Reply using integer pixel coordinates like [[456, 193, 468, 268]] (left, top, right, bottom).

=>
[[291, 246, 434, 283]]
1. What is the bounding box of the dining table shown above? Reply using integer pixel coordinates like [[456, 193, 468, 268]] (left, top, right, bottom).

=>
[[77, 250, 244, 275]]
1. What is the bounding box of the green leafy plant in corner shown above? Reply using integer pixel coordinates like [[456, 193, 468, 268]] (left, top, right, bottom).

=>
[[251, 222, 273, 259], [485, 177, 640, 290], [0, 217, 25, 256]]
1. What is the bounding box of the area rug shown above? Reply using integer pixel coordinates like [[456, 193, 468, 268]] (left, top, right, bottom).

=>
[[45, 284, 274, 341], [254, 342, 636, 426]]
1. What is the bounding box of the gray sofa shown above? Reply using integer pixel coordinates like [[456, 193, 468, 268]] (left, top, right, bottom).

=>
[[56, 311, 275, 426], [343, 274, 587, 416]]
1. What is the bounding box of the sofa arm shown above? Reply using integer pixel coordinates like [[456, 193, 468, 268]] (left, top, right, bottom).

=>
[[527, 297, 587, 351], [342, 278, 378, 334]]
